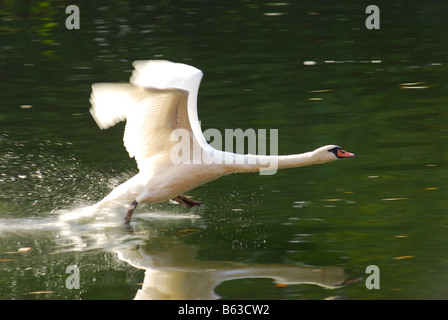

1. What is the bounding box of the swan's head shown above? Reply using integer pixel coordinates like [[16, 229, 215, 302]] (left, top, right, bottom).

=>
[[313, 145, 355, 162]]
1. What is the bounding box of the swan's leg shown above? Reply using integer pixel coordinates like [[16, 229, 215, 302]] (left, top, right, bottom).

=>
[[172, 195, 202, 208], [125, 200, 138, 224]]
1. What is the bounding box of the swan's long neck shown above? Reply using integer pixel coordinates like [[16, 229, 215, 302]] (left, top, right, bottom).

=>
[[222, 150, 329, 175]]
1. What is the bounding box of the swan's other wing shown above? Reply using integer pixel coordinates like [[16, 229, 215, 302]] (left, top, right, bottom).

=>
[[123, 88, 192, 171], [90, 60, 203, 132], [89, 83, 146, 130], [90, 83, 191, 171]]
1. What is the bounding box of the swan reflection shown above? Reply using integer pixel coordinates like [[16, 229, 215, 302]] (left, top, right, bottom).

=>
[[115, 234, 349, 300]]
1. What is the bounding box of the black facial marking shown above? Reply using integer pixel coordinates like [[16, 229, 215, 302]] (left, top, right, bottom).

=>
[[328, 146, 343, 158]]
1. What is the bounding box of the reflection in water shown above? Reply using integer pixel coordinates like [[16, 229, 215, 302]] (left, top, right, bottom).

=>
[[115, 234, 349, 300], [0, 200, 351, 299]]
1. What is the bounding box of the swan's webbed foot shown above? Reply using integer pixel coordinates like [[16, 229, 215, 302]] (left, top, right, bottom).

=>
[[172, 195, 202, 208], [125, 200, 138, 224]]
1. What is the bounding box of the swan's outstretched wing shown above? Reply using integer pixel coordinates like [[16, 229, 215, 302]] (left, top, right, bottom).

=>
[[123, 88, 192, 171], [89, 83, 144, 130], [90, 83, 191, 171], [131, 60, 208, 151], [89, 60, 206, 171], [130, 60, 202, 95]]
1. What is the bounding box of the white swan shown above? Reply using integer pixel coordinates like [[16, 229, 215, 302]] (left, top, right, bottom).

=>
[[89, 60, 354, 223]]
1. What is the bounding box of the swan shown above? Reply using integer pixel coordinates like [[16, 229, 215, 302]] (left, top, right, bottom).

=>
[[89, 60, 354, 224]]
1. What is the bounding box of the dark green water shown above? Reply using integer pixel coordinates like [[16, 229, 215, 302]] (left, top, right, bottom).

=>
[[1, 1, 448, 300]]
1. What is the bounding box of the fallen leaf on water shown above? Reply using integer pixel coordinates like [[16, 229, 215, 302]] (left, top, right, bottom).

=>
[[0, 259, 15, 262], [382, 198, 407, 201], [394, 235, 408, 238], [176, 228, 201, 237], [425, 188, 438, 191], [324, 296, 345, 300], [27, 291, 54, 295], [308, 97, 323, 101], [275, 284, 288, 287], [399, 82, 425, 86], [309, 89, 333, 93], [393, 256, 414, 260], [401, 86, 429, 89], [264, 12, 286, 16]]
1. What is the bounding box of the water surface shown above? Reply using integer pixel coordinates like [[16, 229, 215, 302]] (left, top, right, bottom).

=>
[[1, 1, 448, 300]]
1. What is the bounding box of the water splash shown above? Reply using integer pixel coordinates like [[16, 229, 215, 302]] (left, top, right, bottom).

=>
[[0, 133, 203, 254]]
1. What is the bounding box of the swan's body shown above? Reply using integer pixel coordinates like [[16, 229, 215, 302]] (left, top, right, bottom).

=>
[[89, 60, 354, 223]]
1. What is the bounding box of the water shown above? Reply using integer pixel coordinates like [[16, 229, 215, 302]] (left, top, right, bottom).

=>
[[1, 1, 448, 300]]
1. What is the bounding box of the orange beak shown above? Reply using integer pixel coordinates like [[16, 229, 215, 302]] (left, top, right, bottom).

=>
[[337, 149, 355, 158]]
